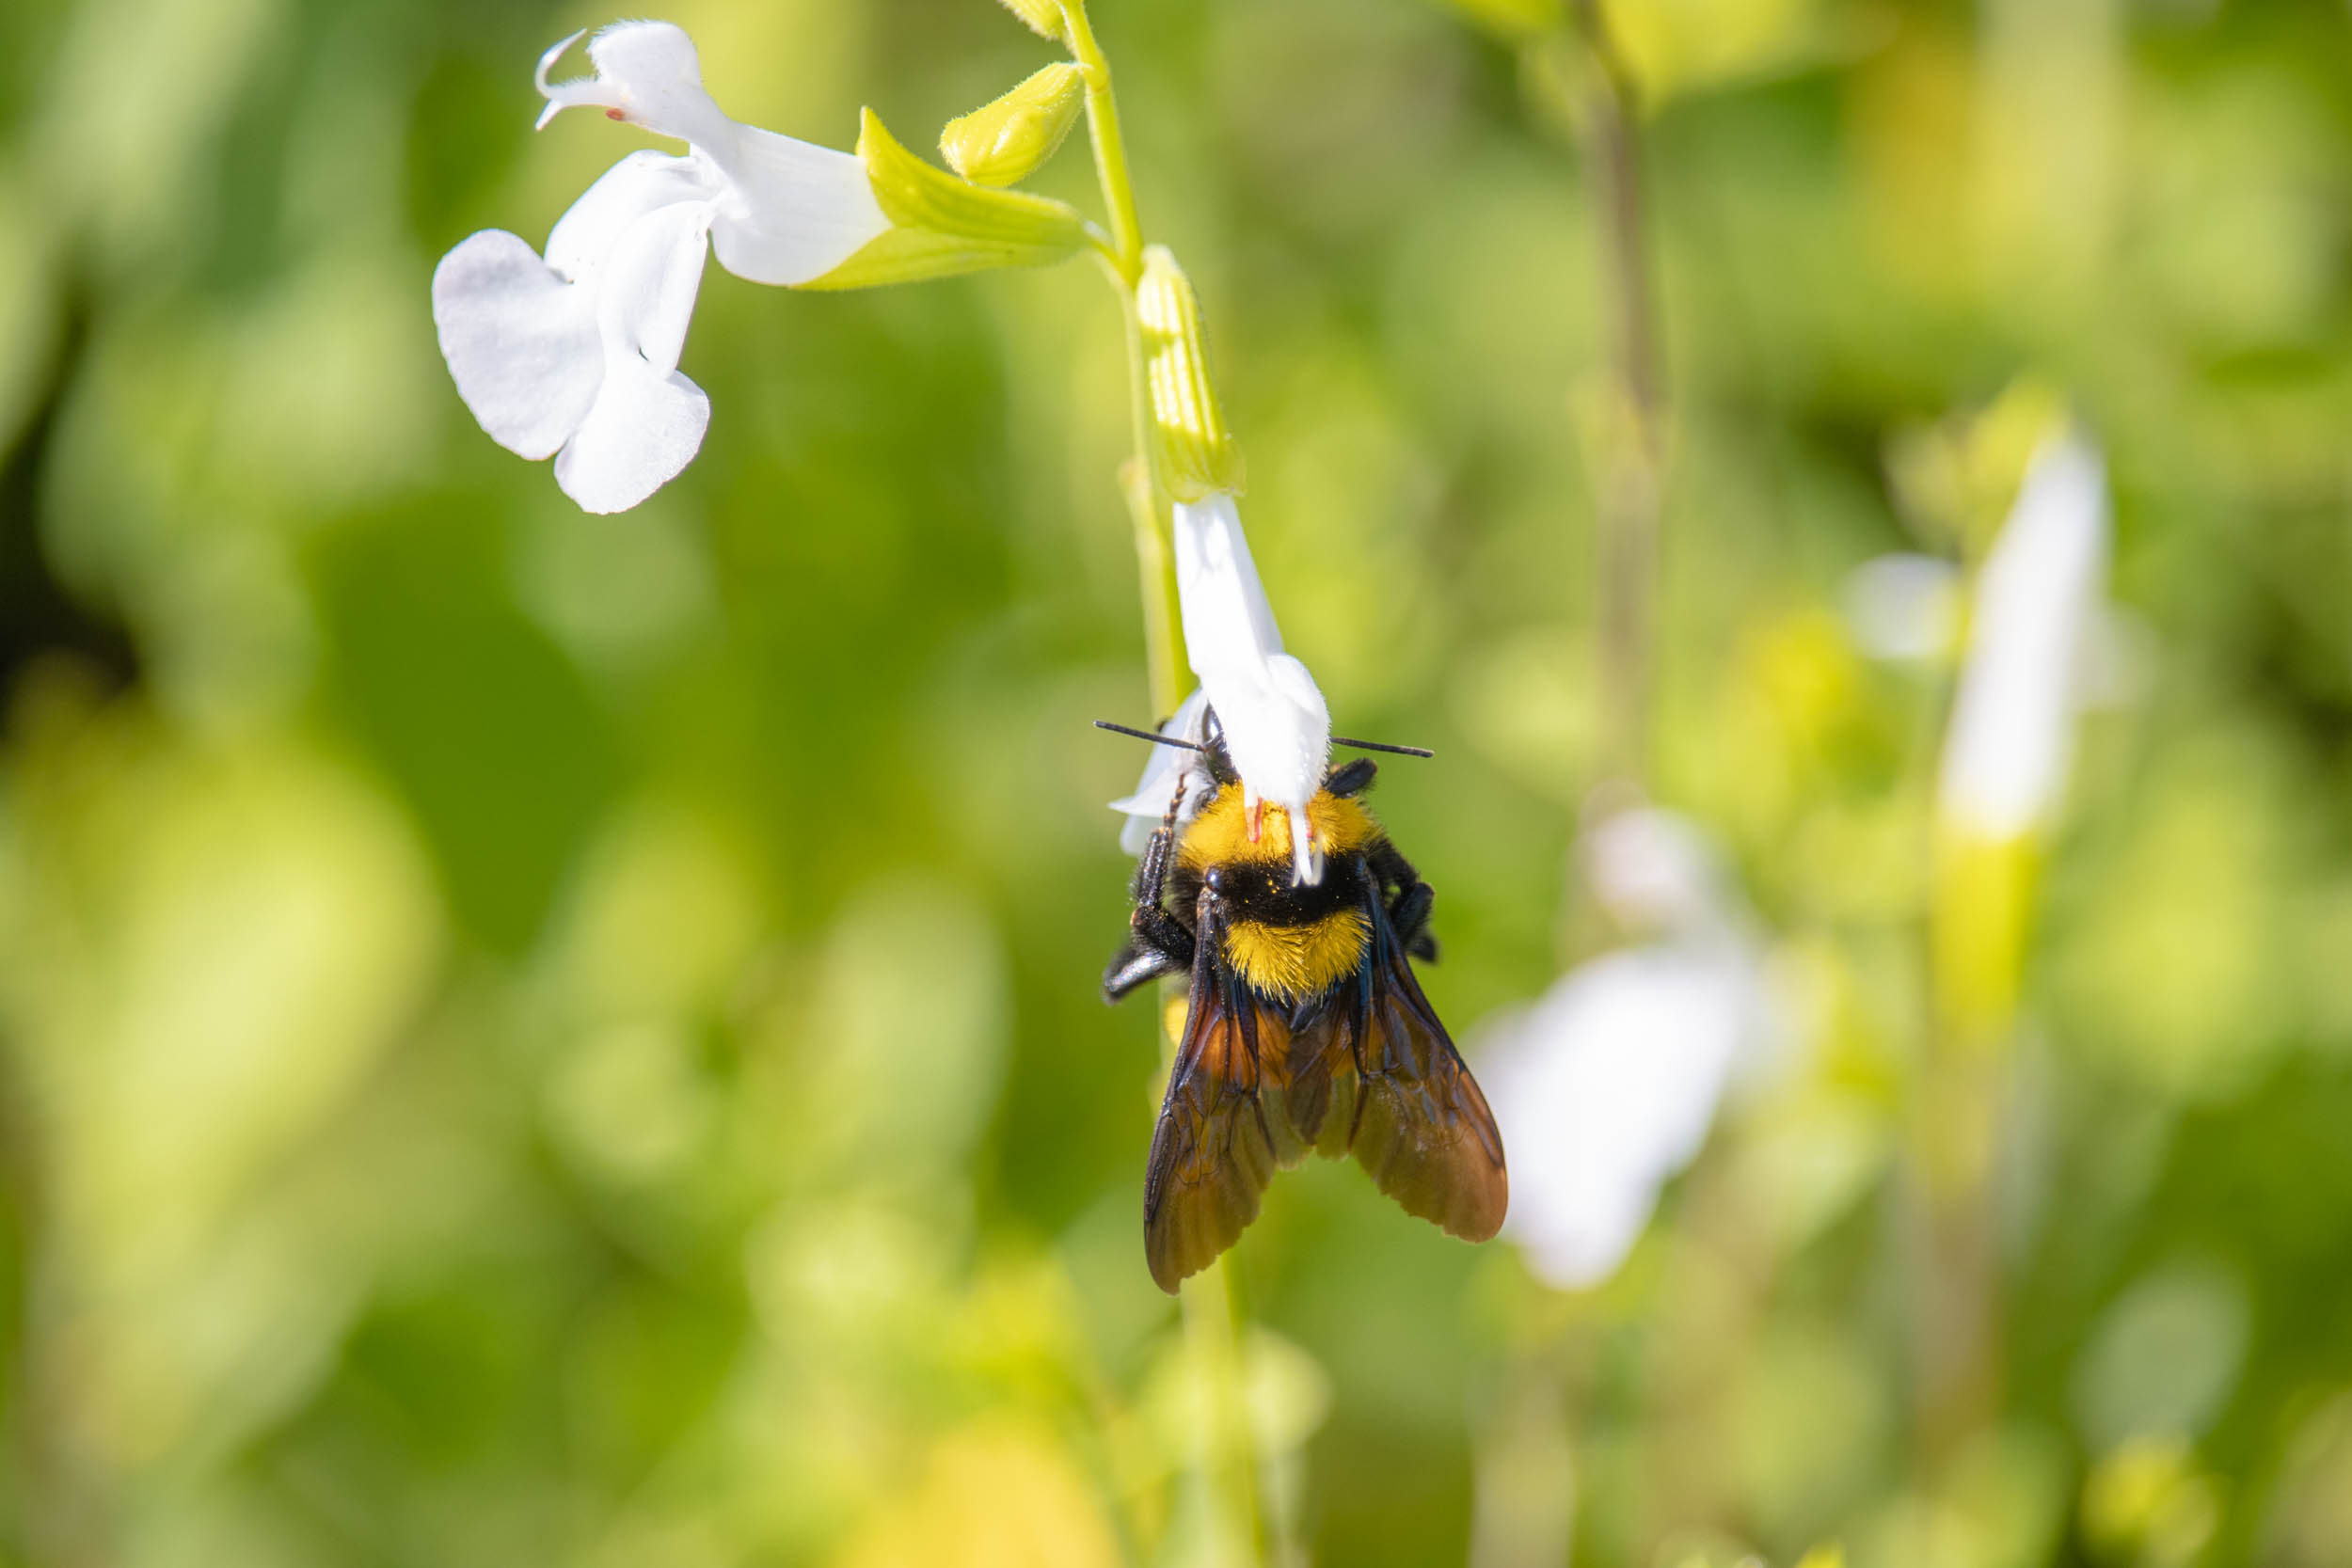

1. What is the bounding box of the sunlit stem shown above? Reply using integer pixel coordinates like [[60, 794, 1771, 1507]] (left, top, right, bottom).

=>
[[1565, 0, 1664, 795], [1068, 0, 1181, 719], [1121, 451, 1184, 717], [1179, 1261, 1266, 1563], [1913, 832, 2034, 1475], [1062, 0, 1146, 282]]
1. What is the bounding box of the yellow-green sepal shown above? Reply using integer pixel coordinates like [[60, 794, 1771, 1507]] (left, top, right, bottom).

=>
[[941, 63, 1087, 188], [993, 0, 1066, 44], [1440, 0, 1561, 40], [799, 108, 1089, 292], [1137, 246, 1245, 501]]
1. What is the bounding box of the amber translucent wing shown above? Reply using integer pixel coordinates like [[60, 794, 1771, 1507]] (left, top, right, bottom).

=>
[[1142, 898, 1311, 1293], [1290, 881, 1507, 1243]]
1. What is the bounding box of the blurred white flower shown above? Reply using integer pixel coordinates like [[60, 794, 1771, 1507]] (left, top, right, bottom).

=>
[[1936, 432, 2111, 841], [1170, 494, 1332, 884], [1108, 689, 1215, 856], [1843, 552, 1961, 662], [1476, 807, 1778, 1291], [431, 23, 889, 513]]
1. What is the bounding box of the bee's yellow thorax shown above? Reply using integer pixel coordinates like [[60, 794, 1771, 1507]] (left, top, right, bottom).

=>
[[1223, 909, 1370, 1001], [1176, 785, 1377, 873]]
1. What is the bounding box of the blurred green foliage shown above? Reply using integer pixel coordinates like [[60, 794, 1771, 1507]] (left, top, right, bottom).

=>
[[3, 0, 2352, 1564]]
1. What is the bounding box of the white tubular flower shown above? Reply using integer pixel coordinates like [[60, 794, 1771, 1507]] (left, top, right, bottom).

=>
[[431, 23, 890, 513], [1936, 432, 2111, 841], [1170, 494, 1332, 885], [1475, 808, 1777, 1291], [1108, 689, 1214, 856]]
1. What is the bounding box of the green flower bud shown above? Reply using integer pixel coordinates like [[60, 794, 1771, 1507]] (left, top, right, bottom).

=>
[[993, 0, 1067, 45], [1442, 0, 1561, 40], [803, 107, 1089, 291], [1137, 246, 1245, 501], [940, 63, 1087, 188]]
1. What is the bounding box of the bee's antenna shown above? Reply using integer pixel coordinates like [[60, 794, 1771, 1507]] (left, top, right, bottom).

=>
[[1094, 719, 1206, 752], [1331, 736, 1435, 758]]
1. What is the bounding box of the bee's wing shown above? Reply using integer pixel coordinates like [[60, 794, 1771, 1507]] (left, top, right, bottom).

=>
[[1295, 881, 1507, 1244], [1143, 895, 1310, 1293]]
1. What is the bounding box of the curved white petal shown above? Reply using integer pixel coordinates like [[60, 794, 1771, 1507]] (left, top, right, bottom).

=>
[[531, 24, 884, 290], [549, 199, 716, 515], [1477, 941, 1769, 1290], [554, 358, 711, 515], [431, 230, 599, 460], [596, 198, 713, 376], [536, 21, 733, 148], [708, 127, 891, 286], [1109, 689, 1214, 856], [1171, 495, 1332, 880], [545, 150, 720, 281], [1937, 433, 2110, 840]]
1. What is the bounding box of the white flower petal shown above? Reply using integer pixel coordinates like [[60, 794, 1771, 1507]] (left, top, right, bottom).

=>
[[431, 230, 599, 460], [1584, 806, 1727, 938], [1937, 432, 2110, 840], [1845, 552, 1962, 663], [1109, 689, 1214, 856], [708, 128, 891, 286], [548, 198, 715, 515], [545, 150, 719, 281], [536, 21, 733, 148], [595, 198, 713, 377], [1171, 494, 1332, 879], [554, 357, 710, 515], [1477, 941, 1769, 1290]]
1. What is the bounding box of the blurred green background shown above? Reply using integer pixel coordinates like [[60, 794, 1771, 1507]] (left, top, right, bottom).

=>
[[6, 0, 2352, 1563]]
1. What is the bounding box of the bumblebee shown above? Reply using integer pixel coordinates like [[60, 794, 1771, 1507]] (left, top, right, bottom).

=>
[[1102, 718, 1507, 1292]]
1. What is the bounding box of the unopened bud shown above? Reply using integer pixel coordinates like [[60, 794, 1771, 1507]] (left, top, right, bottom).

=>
[[940, 63, 1087, 188], [993, 0, 1068, 44], [1138, 246, 1244, 501]]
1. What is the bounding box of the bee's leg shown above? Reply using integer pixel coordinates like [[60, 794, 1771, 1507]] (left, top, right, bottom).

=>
[[1108, 781, 1197, 1003], [1369, 841, 1439, 964], [1104, 926, 1185, 1002]]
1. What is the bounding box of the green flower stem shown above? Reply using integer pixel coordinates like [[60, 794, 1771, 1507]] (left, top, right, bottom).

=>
[[1063, 7, 1260, 1558], [1565, 0, 1663, 794], [1067, 0, 1182, 719], [1062, 0, 1146, 282]]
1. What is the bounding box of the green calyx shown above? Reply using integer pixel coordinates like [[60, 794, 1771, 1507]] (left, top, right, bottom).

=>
[[801, 108, 1089, 292], [1137, 246, 1244, 501]]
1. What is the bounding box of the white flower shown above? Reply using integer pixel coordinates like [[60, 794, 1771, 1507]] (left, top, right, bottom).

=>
[[431, 23, 889, 513], [1936, 432, 2111, 841], [1108, 689, 1215, 856], [1170, 493, 1332, 884], [1843, 552, 1961, 663], [1474, 808, 1778, 1290]]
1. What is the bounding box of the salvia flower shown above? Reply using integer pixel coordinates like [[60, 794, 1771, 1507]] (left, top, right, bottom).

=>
[[433, 24, 888, 512], [1476, 808, 1778, 1289], [433, 22, 1088, 513], [1170, 494, 1332, 885], [1935, 431, 2111, 843]]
